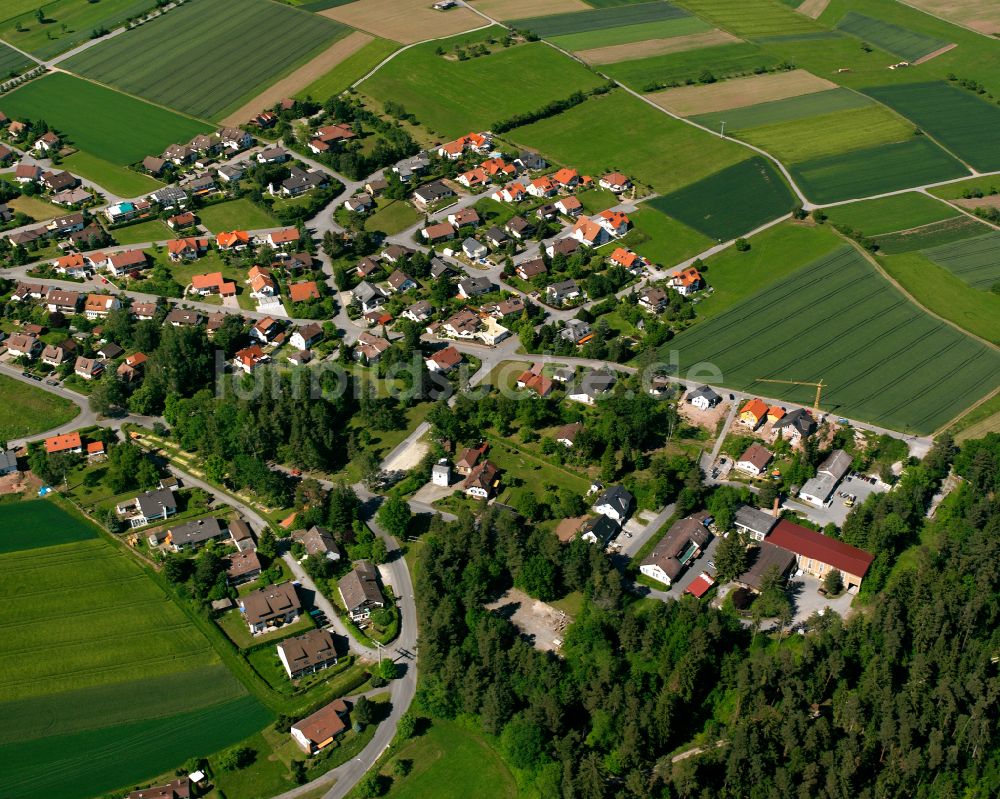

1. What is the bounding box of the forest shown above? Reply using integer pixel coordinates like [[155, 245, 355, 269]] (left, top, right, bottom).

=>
[[411, 433, 1000, 799]]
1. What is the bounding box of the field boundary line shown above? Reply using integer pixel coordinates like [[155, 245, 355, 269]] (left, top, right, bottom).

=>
[[920, 188, 1000, 232], [896, 0, 1000, 41], [937, 383, 1000, 437], [839, 232, 1000, 354]]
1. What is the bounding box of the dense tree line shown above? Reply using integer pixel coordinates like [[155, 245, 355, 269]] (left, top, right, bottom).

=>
[[411, 434, 999, 798]]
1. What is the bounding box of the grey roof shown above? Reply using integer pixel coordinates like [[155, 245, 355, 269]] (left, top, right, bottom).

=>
[[800, 449, 852, 504], [136, 487, 177, 518], [149, 186, 187, 205], [595, 484, 633, 515], [687, 385, 721, 404], [734, 504, 778, 536], [168, 517, 226, 547], [773, 408, 818, 437], [462, 237, 486, 254], [818, 449, 852, 481], [574, 370, 616, 398], [430, 257, 454, 279], [458, 275, 493, 295], [547, 278, 579, 297], [0, 449, 17, 473], [642, 516, 711, 581], [414, 180, 453, 203], [516, 151, 546, 170], [580, 515, 619, 546], [351, 280, 383, 303]]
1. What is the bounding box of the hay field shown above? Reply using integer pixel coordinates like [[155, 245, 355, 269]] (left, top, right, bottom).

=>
[[645, 68, 836, 116], [322, 0, 485, 43]]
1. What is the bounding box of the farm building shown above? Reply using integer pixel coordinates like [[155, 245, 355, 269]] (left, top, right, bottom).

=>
[[766, 519, 873, 590]]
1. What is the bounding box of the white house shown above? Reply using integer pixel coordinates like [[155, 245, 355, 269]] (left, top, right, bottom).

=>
[[735, 442, 772, 477], [687, 385, 722, 411], [593, 485, 634, 524]]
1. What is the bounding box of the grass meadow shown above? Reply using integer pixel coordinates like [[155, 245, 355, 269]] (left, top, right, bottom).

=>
[[791, 137, 967, 204], [692, 88, 872, 130], [664, 244, 1000, 432], [550, 14, 710, 51], [618, 205, 713, 266], [823, 192, 959, 236], [0, 504, 270, 799], [862, 82, 1000, 172], [872, 216, 990, 253], [672, 0, 819, 37], [197, 198, 279, 232], [361, 37, 607, 138], [61, 150, 163, 197], [508, 89, 748, 193], [0, 373, 79, 443], [647, 156, 796, 241], [607, 41, 781, 89], [0, 73, 210, 164], [0, 41, 32, 76], [63, 0, 347, 120], [297, 36, 400, 100]]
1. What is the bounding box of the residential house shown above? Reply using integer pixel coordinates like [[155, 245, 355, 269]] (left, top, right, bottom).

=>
[[51, 187, 91, 206], [798, 449, 852, 507], [485, 296, 525, 319], [766, 519, 874, 590], [11, 282, 46, 302], [687, 385, 722, 411], [290, 323, 323, 350], [516, 257, 547, 280], [422, 220, 456, 243], [561, 318, 592, 344], [167, 211, 197, 230], [344, 193, 374, 213], [640, 515, 712, 586], [527, 176, 557, 198], [600, 172, 632, 193], [462, 238, 488, 261], [455, 443, 487, 475], [555, 422, 583, 448], [41, 343, 72, 366], [162, 143, 194, 164], [545, 278, 581, 306], [773, 408, 818, 444], [107, 249, 150, 276], [568, 370, 616, 405], [739, 398, 769, 429], [6, 333, 41, 359], [291, 699, 350, 754], [767, 405, 785, 424], [234, 344, 268, 374], [464, 460, 500, 499], [593, 484, 634, 523], [491, 182, 526, 203], [448, 207, 480, 228], [241, 582, 302, 634], [127, 776, 191, 799], [165, 309, 203, 327], [609, 247, 644, 272], [734, 504, 778, 542], [42, 170, 79, 193], [457, 275, 493, 298], [167, 237, 208, 262], [430, 257, 455, 280], [392, 152, 430, 181], [356, 257, 381, 279], [402, 299, 432, 323], [552, 168, 579, 188], [597, 209, 630, 237], [160, 517, 228, 551], [272, 167, 327, 197], [257, 146, 288, 163], [515, 151, 546, 171], [47, 212, 86, 236], [554, 196, 582, 217], [735, 542, 796, 593], [535, 202, 558, 221], [516, 362, 553, 397], [74, 356, 103, 380], [190, 272, 236, 297], [351, 281, 387, 313], [638, 286, 667, 313], [97, 342, 123, 361], [338, 560, 385, 622], [0, 448, 18, 476], [292, 525, 342, 560], [226, 549, 262, 585], [580, 515, 620, 547], [216, 230, 251, 251], [250, 316, 281, 343], [116, 487, 178, 528], [34, 131, 60, 152], [45, 289, 81, 314], [131, 301, 158, 320], [412, 180, 454, 209], [117, 352, 147, 382], [570, 215, 609, 247], [458, 167, 489, 188], [443, 308, 480, 340], [278, 628, 339, 680], [736, 442, 773, 477], [426, 345, 462, 373], [670, 267, 703, 296], [84, 294, 119, 319], [13, 163, 42, 184], [53, 252, 89, 279], [268, 228, 300, 249], [354, 331, 391, 364], [546, 237, 580, 258], [248, 266, 277, 299], [45, 432, 83, 455], [505, 215, 533, 240]]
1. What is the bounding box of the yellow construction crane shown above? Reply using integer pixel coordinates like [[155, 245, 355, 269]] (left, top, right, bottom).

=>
[[755, 378, 824, 413]]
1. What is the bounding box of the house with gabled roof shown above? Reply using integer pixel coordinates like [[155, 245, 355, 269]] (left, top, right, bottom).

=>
[[278, 628, 338, 680], [555, 195, 582, 216], [570, 215, 609, 247], [7, 333, 41, 359], [241, 582, 301, 634], [426, 345, 462, 373], [773, 408, 818, 444], [552, 168, 579, 188], [736, 442, 773, 477], [339, 560, 385, 621], [670, 266, 703, 296], [739, 398, 769, 429], [354, 331, 391, 364], [190, 272, 236, 297], [640, 514, 711, 586], [491, 182, 526, 203], [766, 519, 873, 590], [107, 249, 150, 276], [527, 176, 557, 198], [234, 344, 268, 374], [167, 237, 208, 262], [250, 316, 281, 343], [216, 230, 251, 250], [600, 172, 632, 193], [84, 294, 120, 319], [289, 281, 320, 303]]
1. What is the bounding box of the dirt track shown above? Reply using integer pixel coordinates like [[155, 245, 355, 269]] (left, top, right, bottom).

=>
[[220, 31, 374, 126], [913, 42, 958, 65], [577, 29, 738, 65]]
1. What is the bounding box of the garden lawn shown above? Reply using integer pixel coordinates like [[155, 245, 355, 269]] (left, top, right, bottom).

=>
[[297, 36, 400, 100], [861, 82, 1000, 172], [7, 194, 62, 221], [823, 192, 959, 235], [692, 88, 872, 131], [606, 41, 781, 90], [920, 232, 1000, 290], [0, 73, 211, 164], [618, 205, 712, 266], [737, 104, 914, 164], [647, 156, 796, 241], [510, 1, 691, 38], [0, 41, 32, 76], [550, 14, 709, 51], [879, 250, 1000, 345], [664, 244, 1000, 432], [0, 373, 79, 443], [0, 499, 94, 553], [111, 219, 173, 246], [379, 718, 517, 799], [791, 137, 967, 205], [198, 198, 279, 232], [63, 0, 348, 120], [835, 11, 947, 61], [360, 38, 607, 138], [364, 199, 423, 235], [61, 151, 163, 197], [691, 221, 843, 319], [508, 90, 748, 194], [0, 0, 152, 60]]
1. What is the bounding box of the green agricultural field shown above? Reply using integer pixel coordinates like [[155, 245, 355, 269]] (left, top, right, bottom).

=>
[[673, 0, 819, 37], [0, 0, 152, 60], [648, 156, 796, 241], [692, 88, 872, 132], [510, 1, 690, 38], [0, 41, 32, 76], [0, 507, 269, 799], [823, 192, 959, 236], [835, 11, 947, 61], [691, 220, 843, 319], [664, 245, 1000, 432], [606, 42, 782, 90], [0, 500, 94, 553], [618, 205, 713, 267], [507, 90, 748, 194], [880, 250, 1000, 345], [379, 718, 517, 799], [737, 104, 914, 164], [921, 232, 1000, 290], [873, 216, 990, 254], [929, 176, 1000, 201], [198, 198, 279, 232], [297, 37, 400, 101], [361, 37, 607, 139], [862, 82, 1000, 172], [61, 151, 163, 197], [0, 73, 210, 165], [63, 0, 348, 120], [791, 137, 967, 205], [0, 373, 79, 444], [550, 15, 709, 51]]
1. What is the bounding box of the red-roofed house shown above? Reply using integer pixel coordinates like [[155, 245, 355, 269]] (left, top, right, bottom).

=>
[[552, 168, 579, 188], [45, 432, 82, 455], [190, 272, 237, 296], [670, 267, 703, 296], [555, 195, 582, 216], [268, 228, 300, 248], [217, 230, 251, 250], [491, 182, 526, 203], [458, 167, 489, 188], [570, 215, 609, 247], [425, 345, 462, 373], [167, 237, 208, 262], [289, 281, 320, 303], [516, 363, 554, 397], [234, 344, 268, 374], [599, 172, 632, 193], [767, 519, 874, 590], [598, 209, 630, 237], [527, 176, 557, 198], [739, 398, 769, 429]]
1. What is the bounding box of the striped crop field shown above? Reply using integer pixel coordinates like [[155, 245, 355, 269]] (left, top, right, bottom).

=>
[[921, 232, 1000, 290], [664, 245, 1000, 433], [63, 0, 347, 120], [510, 1, 689, 38], [836, 11, 948, 61]]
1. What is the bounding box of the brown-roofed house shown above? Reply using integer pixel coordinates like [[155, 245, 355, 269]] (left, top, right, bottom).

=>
[[278, 628, 339, 679], [127, 776, 190, 799], [735, 442, 773, 477], [291, 697, 350, 754], [226, 549, 262, 585], [240, 582, 301, 634], [338, 560, 385, 622]]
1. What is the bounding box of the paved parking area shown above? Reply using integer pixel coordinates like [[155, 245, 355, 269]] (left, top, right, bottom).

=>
[[787, 573, 856, 625], [787, 474, 887, 527]]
